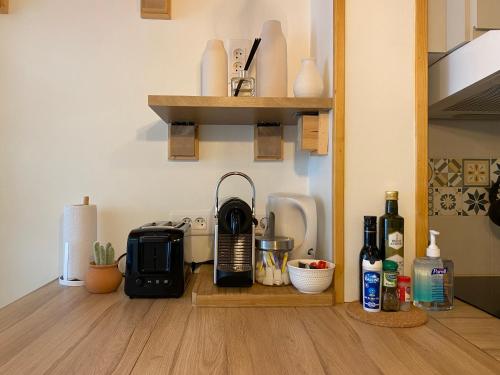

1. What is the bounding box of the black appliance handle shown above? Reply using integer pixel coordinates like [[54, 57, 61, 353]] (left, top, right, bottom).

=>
[[215, 171, 256, 218]]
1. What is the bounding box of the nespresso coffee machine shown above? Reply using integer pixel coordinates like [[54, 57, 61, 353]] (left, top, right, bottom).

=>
[[214, 172, 256, 287]]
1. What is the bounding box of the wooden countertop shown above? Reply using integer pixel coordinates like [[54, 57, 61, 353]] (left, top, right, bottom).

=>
[[1, 279, 499, 374]]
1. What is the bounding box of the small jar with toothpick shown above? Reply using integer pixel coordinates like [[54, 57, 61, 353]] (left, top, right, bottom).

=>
[[231, 70, 256, 97]]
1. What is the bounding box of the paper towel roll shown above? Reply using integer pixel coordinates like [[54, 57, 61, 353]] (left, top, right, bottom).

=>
[[61, 204, 97, 283]]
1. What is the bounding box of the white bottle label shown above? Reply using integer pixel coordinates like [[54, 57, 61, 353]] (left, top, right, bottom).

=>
[[388, 231, 403, 250]]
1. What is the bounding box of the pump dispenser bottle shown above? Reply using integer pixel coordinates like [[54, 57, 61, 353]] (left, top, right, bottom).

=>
[[413, 230, 454, 310]]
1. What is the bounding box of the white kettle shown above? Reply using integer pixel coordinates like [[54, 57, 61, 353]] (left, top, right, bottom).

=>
[[266, 193, 317, 259]]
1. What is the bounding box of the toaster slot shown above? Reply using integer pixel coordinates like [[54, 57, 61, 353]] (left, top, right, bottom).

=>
[[139, 236, 171, 273]]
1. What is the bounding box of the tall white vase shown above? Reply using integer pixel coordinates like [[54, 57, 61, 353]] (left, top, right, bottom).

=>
[[201, 39, 228, 96], [256, 20, 287, 97], [293, 58, 324, 97]]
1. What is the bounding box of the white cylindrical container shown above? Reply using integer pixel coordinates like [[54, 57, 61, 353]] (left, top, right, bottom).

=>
[[293, 58, 324, 97], [201, 39, 228, 96], [256, 20, 287, 97], [362, 259, 382, 312], [60, 202, 97, 286]]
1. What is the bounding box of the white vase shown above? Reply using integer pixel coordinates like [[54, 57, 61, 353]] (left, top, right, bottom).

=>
[[293, 58, 324, 97], [201, 39, 228, 96], [256, 20, 287, 97]]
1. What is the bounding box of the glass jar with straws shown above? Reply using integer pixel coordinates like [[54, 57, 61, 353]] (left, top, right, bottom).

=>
[[255, 212, 294, 286]]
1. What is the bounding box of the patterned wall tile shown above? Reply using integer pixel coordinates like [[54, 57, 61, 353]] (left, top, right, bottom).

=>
[[433, 187, 462, 216], [428, 161, 434, 185], [433, 158, 449, 173], [448, 159, 462, 173], [491, 159, 500, 184], [447, 173, 463, 187], [432, 173, 448, 187], [463, 159, 490, 187], [462, 188, 490, 216], [428, 187, 434, 216]]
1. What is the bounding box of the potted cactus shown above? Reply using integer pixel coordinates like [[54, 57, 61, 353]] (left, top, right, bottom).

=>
[[85, 242, 123, 293]]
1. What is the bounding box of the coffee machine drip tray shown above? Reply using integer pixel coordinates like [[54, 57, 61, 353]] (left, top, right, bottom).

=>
[[455, 276, 500, 318]]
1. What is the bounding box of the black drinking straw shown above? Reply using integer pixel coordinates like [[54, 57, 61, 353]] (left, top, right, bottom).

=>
[[234, 38, 261, 97]]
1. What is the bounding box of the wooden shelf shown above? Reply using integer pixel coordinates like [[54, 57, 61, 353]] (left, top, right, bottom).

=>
[[148, 96, 333, 126], [192, 265, 334, 307]]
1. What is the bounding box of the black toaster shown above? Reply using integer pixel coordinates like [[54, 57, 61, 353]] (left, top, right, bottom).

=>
[[124, 221, 190, 298]]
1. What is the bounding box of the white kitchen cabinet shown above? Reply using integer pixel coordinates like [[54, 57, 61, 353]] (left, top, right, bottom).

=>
[[470, 0, 500, 38], [429, 0, 468, 58], [429, 0, 500, 64]]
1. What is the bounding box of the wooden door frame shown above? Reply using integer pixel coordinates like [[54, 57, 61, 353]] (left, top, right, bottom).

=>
[[415, 0, 429, 257], [333, 0, 345, 303]]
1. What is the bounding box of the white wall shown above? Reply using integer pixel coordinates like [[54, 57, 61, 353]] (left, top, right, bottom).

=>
[[344, 0, 416, 301], [0, 0, 314, 307]]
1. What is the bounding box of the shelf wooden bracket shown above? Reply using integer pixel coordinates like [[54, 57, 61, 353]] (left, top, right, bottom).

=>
[[297, 112, 329, 155], [168, 122, 198, 160], [141, 0, 171, 20], [254, 122, 283, 161], [0, 0, 9, 14]]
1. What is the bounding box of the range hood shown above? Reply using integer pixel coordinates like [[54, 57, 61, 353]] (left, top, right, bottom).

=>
[[429, 30, 500, 120]]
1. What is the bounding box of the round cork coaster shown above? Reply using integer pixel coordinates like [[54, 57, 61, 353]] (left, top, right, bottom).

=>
[[346, 302, 428, 328]]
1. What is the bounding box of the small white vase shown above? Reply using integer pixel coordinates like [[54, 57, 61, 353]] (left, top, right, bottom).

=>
[[256, 20, 287, 97], [293, 58, 324, 97], [201, 39, 228, 96]]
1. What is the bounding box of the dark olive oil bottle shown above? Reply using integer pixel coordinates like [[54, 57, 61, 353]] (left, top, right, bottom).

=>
[[379, 191, 404, 275], [359, 216, 380, 303]]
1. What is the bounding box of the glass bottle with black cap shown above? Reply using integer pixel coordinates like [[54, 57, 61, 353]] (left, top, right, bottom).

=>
[[359, 216, 381, 303]]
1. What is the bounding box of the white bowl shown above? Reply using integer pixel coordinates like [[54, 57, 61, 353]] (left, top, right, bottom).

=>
[[287, 259, 335, 294]]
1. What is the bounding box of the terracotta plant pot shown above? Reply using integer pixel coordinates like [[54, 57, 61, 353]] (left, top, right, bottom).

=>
[[85, 262, 122, 294]]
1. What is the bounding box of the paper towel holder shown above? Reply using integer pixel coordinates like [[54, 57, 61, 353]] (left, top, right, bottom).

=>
[[59, 242, 86, 286], [59, 196, 94, 287]]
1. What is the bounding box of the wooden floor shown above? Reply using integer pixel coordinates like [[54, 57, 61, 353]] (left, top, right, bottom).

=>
[[0, 280, 499, 375]]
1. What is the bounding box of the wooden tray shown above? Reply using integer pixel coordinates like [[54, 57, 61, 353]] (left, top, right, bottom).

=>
[[192, 265, 334, 307]]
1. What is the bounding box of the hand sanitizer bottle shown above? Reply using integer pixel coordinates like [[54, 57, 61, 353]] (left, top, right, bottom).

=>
[[413, 230, 454, 311]]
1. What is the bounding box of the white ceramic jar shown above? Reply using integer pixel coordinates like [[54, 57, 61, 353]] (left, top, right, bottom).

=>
[[201, 39, 228, 96], [256, 20, 287, 97], [293, 58, 324, 97]]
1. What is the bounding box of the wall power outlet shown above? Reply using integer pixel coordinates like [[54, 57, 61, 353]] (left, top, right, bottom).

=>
[[170, 210, 214, 264], [227, 39, 252, 87], [169, 210, 213, 235]]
